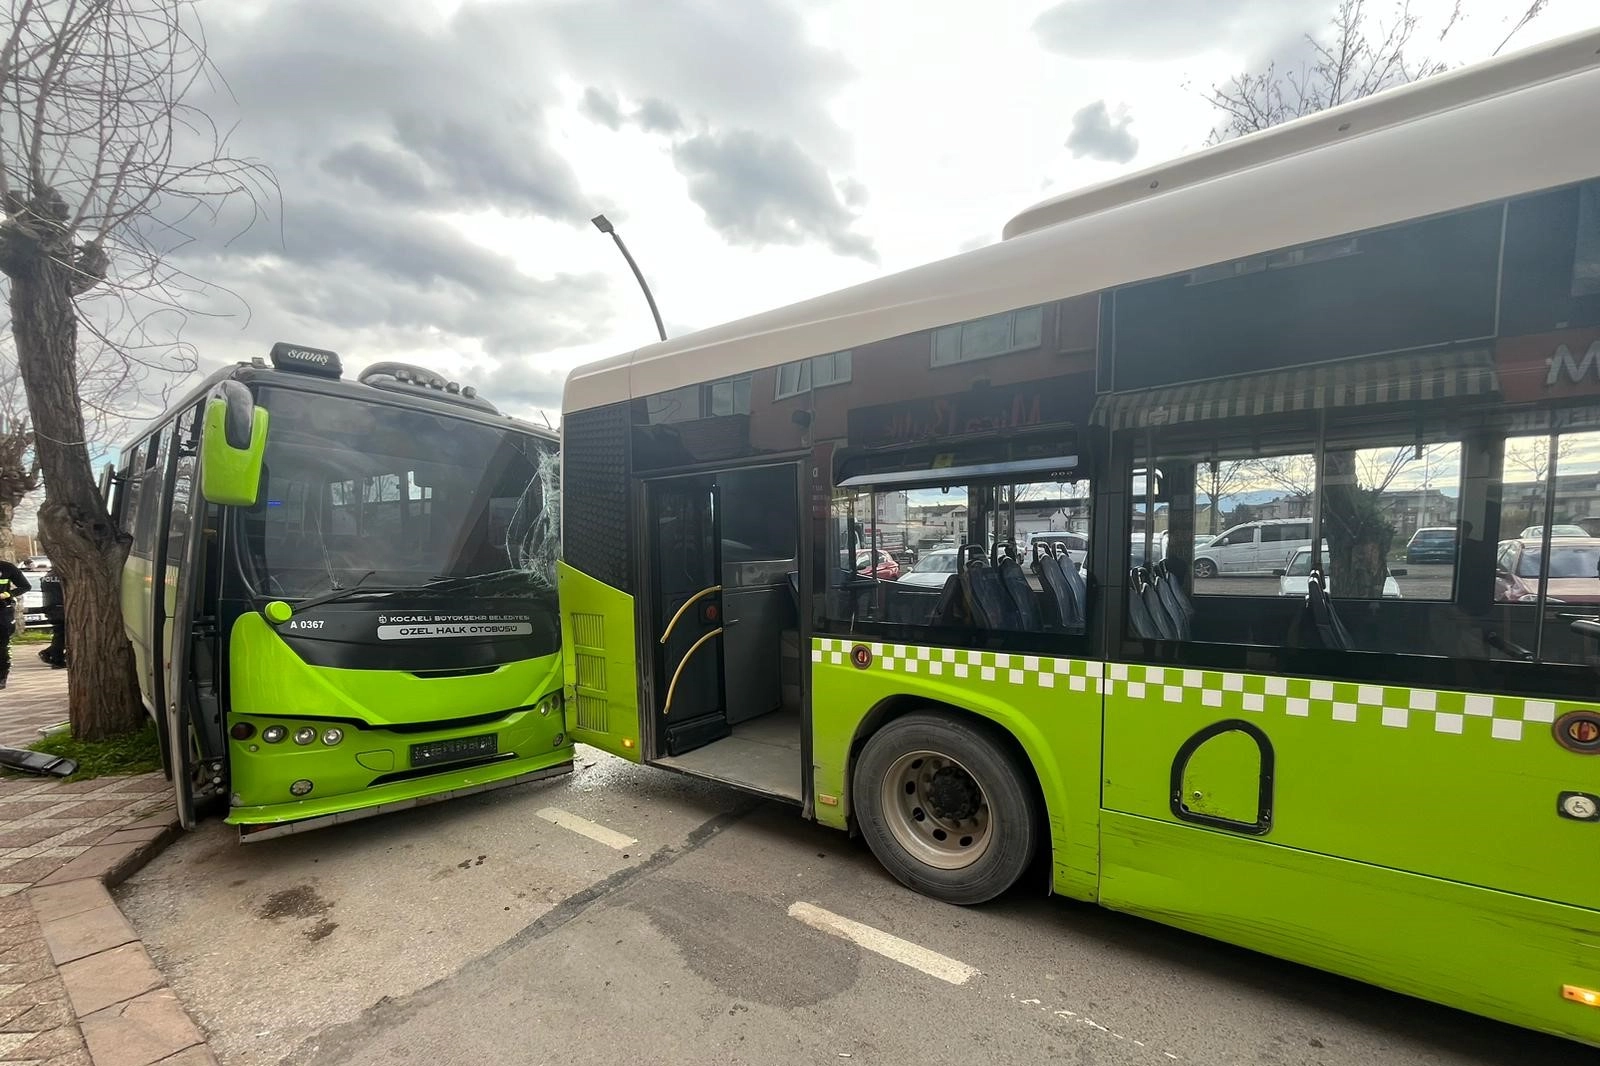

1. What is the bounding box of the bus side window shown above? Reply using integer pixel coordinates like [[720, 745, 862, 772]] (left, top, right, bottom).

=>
[[131, 429, 169, 560], [117, 445, 144, 538]]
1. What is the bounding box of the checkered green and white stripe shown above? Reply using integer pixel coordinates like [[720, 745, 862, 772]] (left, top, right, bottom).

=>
[[812, 638, 1575, 743]]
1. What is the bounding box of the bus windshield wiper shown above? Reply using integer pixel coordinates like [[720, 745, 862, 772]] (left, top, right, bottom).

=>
[[288, 571, 389, 612]]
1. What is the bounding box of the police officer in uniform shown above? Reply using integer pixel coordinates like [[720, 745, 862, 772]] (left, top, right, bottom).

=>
[[0, 557, 33, 689], [38, 566, 65, 669]]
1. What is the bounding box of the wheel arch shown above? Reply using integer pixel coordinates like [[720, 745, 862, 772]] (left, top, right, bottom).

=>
[[844, 692, 1059, 877]]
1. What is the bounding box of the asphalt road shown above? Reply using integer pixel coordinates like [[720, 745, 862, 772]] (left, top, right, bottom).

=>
[[119, 748, 1579, 1066]]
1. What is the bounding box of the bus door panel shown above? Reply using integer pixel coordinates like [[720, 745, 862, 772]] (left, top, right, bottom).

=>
[[717, 464, 801, 726], [646, 475, 729, 755], [158, 410, 203, 827]]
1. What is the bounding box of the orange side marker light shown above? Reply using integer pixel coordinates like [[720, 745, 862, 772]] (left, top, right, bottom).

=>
[[1562, 985, 1600, 1007]]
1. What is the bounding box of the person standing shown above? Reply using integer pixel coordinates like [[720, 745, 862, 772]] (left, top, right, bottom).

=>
[[0, 557, 33, 690], [39, 566, 66, 669]]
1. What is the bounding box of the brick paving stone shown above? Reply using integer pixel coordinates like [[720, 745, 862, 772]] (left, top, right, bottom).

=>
[[55, 800, 144, 820], [40, 905, 136, 966], [59, 944, 164, 1018], [1, 1023, 84, 1060], [0, 827, 65, 848], [80, 989, 202, 1066], [0, 857, 74, 884], [43, 782, 117, 796], [41, 1050, 93, 1066], [27, 882, 111, 925]]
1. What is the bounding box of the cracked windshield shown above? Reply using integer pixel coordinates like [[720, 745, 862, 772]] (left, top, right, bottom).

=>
[[243, 387, 558, 601]]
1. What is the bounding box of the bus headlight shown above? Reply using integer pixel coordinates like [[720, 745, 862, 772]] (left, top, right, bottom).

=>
[[290, 779, 314, 796], [293, 727, 317, 746], [262, 726, 287, 744], [322, 728, 343, 746], [537, 693, 563, 717]]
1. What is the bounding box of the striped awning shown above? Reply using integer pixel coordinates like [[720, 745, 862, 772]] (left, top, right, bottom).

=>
[[1090, 348, 1499, 432]]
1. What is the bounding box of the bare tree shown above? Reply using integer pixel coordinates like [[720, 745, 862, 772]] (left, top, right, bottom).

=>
[[0, 353, 40, 552], [1, 0, 272, 738], [1504, 435, 1575, 486], [1200, 0, 1549, 598], [1200, 459, 1252, 534], [1203, 0, 1550, 143]]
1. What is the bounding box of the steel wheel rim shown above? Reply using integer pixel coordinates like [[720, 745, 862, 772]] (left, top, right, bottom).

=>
[[879, 749, 993, 870]]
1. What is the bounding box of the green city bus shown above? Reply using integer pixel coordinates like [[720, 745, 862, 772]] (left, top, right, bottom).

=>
[[114, 343, 566, 839], [554, 32, 1600, 1046]]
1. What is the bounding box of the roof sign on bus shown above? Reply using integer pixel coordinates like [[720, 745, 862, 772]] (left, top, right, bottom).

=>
[[269, 341, 343, 378]]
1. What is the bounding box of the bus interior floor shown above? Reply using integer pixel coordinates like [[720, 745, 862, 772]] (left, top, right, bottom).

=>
[[658, 707, 802, 802]]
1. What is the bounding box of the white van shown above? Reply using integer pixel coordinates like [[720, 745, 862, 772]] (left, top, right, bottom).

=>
[[1192, 518, 1313, 577]]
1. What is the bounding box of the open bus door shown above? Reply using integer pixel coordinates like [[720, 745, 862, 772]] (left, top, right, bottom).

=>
[[158, 408, 228, 828]]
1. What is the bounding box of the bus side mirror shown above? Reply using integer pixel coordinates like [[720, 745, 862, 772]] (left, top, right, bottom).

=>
[[200, 380, 267, 507]]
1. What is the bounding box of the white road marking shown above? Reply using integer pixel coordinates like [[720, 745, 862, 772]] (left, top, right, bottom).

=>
[[534, 807, 637, 850], [787, 902, 979, 985]]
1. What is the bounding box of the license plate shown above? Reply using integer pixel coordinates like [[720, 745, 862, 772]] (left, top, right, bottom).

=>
[[410, 734, 498, 768]]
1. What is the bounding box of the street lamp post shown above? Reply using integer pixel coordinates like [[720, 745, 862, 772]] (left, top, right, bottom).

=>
[[591, 214, 667, 343]]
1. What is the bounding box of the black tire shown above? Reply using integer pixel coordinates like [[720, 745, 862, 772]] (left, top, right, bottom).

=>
[[852, 711, 1040, 905], [1192, 557, 1218, 579]]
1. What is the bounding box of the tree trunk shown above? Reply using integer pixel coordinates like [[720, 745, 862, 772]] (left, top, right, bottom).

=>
[[0, 498, 14, 559], [1322, 450, 1394, 601], [8, 262, 143, 740]]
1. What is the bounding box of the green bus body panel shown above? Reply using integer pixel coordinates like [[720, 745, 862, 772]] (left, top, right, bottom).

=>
[[1100, 811, 1600, 1046], [1100, 663, 1599, 908], [199, 400, 267, 507], [810, 639, 1103, 901], [225, 613, 570, 823], [808, 637, 1600, 1045], [557, 562, 641, 761], [1177, 728, 1263, 825]]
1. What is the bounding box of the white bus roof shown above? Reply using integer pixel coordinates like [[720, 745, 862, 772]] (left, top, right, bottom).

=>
[[564, 28, 1600, 415]]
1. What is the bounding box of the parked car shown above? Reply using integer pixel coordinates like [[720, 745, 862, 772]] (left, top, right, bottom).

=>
[[898, 548, 961, 588], [855, 548, 902, 581], [1518, 524, 1588, 539], [18, 583, 47, 627], [1192, 518, 1313, 578], [1494, 537, 1600, 604], [1023, 530, 1088, 565], [1276, 546, 1403, 599], [1405, 527, 1458, 564]]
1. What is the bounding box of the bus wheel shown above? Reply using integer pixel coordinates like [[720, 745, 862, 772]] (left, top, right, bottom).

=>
[[853, 711, 1038, 905]]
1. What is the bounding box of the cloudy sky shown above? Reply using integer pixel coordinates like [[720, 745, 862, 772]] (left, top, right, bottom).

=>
[[152, 0, 1598, 427]]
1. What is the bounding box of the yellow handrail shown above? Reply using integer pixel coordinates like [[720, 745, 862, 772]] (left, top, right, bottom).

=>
[[659, 584, 722, 646], [662, 627, 723, 716]]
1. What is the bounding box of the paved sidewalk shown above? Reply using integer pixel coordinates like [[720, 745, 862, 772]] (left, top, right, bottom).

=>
[[1, 655, 215, 1066], [0, 647, 72, 749]]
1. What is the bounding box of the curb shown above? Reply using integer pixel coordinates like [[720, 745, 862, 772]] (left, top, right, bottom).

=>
[[24, 810, 220, 1066]]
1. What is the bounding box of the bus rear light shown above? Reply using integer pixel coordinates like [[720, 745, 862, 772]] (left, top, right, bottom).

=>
[[293, 727, 316, 746], [289, 779, 314, 797], [262, 726, 287, 744], [1563, 985, 1600, 1007], [230, 722, 256, 741], [322, 728, 343, 746]]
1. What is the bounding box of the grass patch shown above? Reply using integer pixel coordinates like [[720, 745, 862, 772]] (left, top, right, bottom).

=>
[[11, 628, 50, 644], [19, 722, 163, 782]]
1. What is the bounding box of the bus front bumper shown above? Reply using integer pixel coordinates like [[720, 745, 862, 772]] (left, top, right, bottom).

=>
[[225, 702, 573, 837], [231, 756, 573, 841]]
